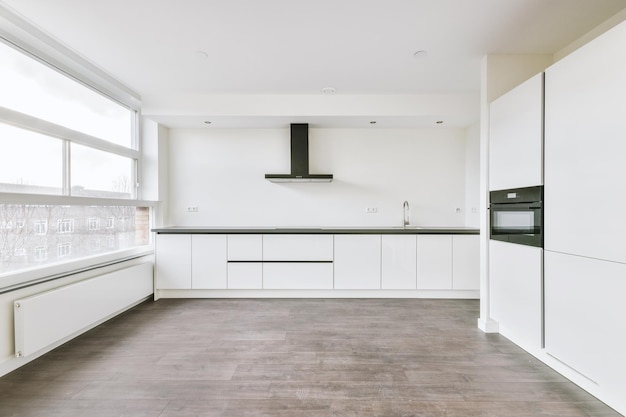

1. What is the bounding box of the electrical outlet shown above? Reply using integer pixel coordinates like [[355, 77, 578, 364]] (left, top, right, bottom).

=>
[[366, 207, 378, 213], [187, 206, 198, 212]]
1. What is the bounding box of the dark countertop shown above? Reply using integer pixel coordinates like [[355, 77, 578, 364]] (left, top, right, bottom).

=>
[[151, 226, 479, 235]]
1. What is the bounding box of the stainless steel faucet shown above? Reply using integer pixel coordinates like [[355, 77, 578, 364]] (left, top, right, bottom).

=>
[[403, 200, 410, 227]]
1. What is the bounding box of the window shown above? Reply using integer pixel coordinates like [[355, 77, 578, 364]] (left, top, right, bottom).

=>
[[0, 41, 140, 200], [0, 204, 150, 274], [33, 220, 48, 235], [88, 218, 99, 231], [34, 246, 47, 262], [0, 41, 133, 147], [0, 26, 152, 284], [57, 242, 72, 258], [57, 219, 75, 234]]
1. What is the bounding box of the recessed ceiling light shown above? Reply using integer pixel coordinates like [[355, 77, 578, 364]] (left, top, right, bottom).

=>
[[195, 50, 209, 60], [204, 121, 212, 125], [321, 87, 336, 94], [370, 121, 377, 125], [413, 50, 428, 59], [436, 120, 444, 124]]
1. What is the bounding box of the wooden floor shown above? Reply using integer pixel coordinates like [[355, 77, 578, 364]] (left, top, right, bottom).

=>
[[0, 298, 622, 417]]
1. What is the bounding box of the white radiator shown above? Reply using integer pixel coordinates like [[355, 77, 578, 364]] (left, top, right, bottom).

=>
[[14, 262, 153, 358]]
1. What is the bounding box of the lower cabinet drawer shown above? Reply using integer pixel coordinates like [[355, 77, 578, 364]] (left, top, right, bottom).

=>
[[263, 263, 334, 290], [227, 263, 263, 289]]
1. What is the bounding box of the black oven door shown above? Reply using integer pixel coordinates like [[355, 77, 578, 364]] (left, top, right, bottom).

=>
[[489, 186, 543, 248], [490, 202, 543, 247]]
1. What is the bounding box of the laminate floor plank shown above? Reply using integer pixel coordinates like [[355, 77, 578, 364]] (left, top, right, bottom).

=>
[[0, 298, 622, 417]]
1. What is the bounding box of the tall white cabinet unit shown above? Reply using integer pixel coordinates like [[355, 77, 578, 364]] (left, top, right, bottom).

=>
[[543, 20, 626, 415], [489, 72, 544, 191], [489, 240, 543, 350], [544, 22, 626, 263]]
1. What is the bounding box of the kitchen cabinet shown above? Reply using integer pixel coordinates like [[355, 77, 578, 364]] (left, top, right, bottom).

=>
[[489, 72, 544, 191], [227, 263, 263, 289], [381, 235, 417, 289], [417, 235, 452, 289], [155, 234, 192, 289], [544, 251, 626, 398], [452, 235, 479, 290], [544, 21, 626, 263], [227, 234, 262, 260], [227, 235, 263, 289], [334, 235, 381, 289], [490, 240, 542, 350], [263, 234, 333, 261], [263, 263, 333, 289], [262, 234, 333, 289], [155, 230, 478, 295], [191, 235, 227, 289]]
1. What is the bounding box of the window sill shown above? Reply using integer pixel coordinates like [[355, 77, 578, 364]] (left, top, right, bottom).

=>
[[0, 246, 154, 292]]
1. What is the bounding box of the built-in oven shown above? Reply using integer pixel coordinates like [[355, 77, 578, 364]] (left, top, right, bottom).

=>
[[490, 185, 543, 248]]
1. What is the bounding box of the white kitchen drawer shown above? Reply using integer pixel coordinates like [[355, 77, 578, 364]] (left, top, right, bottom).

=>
[[227, 235, 262, 261], [263, 262, 333, 289], [263, 234, 333, 261], [227, 263, 262, 289]]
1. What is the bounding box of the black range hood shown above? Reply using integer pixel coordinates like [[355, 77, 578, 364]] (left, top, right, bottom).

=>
[[265, 123, 333, 183]]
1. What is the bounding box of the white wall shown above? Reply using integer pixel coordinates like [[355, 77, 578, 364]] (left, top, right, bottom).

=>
[[166, 127, 474, 228], [464, 122, 480, 227]]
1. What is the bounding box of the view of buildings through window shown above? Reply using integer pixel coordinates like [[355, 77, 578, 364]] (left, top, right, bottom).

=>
[[0, 37, 151, 278], [0, 204, 149, 274]]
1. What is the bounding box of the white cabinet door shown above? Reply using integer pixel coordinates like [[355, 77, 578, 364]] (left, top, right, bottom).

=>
[[452, 235, 479, 290], [263, 263, 333, 289], [263, 234, 333, 261], [227, 263, 263, 289], [381, 235, 416, 289], [489, 72, 544, 191], [227, 235, 262, 260], [334, 235, 381, 289], [544, 21, 626, 263], [545, 250, 626, 394], [155, 234, 191, 289], [417, 235, 452, 290], [191, 235, 227, 289], [489, 240, 542, 350]]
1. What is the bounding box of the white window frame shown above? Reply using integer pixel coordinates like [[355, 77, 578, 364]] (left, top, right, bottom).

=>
[[57, 219, 75, 234], [0, 6, 155, 290], [57, 242, 72, 257], [88, 217, 99, 231], [33, 220, 47, 235], [34, 246, 47, 262]]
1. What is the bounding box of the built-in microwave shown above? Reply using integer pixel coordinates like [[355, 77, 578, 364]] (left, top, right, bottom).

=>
[[489, 185, 543, 248]]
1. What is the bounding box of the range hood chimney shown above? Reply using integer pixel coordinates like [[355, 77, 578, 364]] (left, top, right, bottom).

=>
[[265, 123, 333, 183]]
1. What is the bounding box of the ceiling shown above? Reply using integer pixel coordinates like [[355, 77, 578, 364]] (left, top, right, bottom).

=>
[[2, 0, 626, 128]]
